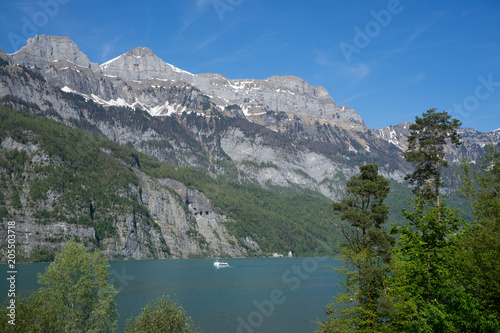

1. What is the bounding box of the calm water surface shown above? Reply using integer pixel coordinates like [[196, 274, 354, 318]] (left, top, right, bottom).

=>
[[1, 257, 342, 332]]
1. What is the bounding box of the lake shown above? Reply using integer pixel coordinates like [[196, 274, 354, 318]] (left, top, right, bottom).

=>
[[1, 257, 342, 332]]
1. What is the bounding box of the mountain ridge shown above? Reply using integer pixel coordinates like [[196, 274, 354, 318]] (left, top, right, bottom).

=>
[[10, 35, 500, 139], [10, 35, 366, 129], [1, 35, 498, 261]]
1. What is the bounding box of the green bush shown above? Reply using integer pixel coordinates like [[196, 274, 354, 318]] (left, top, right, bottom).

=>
[[125, 295, 201, 333]]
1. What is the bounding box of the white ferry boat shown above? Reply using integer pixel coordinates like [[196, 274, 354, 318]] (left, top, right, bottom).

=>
[[213, 259, 229, 268]]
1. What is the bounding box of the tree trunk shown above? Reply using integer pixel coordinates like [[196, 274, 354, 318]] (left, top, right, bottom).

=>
[[435, 159, 440, 207]]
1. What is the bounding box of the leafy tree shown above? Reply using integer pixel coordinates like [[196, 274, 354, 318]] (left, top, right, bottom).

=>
[[385, 146, 500, 332], [402, 108, 462, 206], [451, 145, 500, 331], [0, 240, 118, 332], [388, 199, 465, 331], [35, 240, 118, 332], [0, 290, 54, 332], [318, 164, 394, 332], [125, 295, 201, 333]]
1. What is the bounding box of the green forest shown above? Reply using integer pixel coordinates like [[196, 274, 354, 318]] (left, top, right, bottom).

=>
[[0, 106, 351, 257]]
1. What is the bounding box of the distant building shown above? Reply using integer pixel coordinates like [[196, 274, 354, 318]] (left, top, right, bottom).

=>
[[288, 251, 293, 257]]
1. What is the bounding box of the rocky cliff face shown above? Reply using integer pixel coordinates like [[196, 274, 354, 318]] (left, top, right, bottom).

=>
[[100, 46, 190, 81], [0, 131, 252, 261], [0, 48, 8, 63], [10, 35, 99, 71], [1, 35, 498, 260]]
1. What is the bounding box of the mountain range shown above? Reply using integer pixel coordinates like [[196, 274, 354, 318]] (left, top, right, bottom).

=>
[[0, 35, 498, 260]]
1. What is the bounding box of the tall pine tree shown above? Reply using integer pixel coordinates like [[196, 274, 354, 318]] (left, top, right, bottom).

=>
[[318, 164, 394, 332], [402, 108, 461, 206], [387, 109, 467, 331]]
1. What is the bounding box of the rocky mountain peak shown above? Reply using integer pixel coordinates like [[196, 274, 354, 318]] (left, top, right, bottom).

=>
[[5, 35, 367, 129], [100, 46, 190, 81], [265, 75, 331, 100], [126, 47, 155, 57], [10, 34, 94, 69]]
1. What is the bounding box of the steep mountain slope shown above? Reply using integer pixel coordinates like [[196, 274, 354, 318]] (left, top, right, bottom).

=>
[[3, 35, 410, 199], [0, 35, 498, 260], [7, 35, 497, 173], [0, 106, 251, 261], [0, 106, 348, 260]]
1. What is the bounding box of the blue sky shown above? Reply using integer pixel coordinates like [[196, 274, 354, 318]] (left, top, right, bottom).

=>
[[1, 0, 499, 132]]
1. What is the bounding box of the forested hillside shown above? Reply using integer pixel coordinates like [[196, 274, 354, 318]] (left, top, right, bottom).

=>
[[0, 106, 355, 259]]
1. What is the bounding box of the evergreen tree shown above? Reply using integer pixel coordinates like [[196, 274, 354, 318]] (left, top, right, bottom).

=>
[[402, 108, 462, 206], [387, 108, 464, 331], [318, 164, 394, 332]]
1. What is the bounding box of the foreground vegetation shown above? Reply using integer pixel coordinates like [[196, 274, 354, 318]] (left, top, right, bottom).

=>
[[318, 109, 500, 332], [0, 241, 199, 332]]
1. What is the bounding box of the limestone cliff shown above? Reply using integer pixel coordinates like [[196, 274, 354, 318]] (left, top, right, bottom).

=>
[[0, 117, 253, 261]]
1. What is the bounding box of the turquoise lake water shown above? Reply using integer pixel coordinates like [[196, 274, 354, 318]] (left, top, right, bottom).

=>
[[1, 257, 342, 332]]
